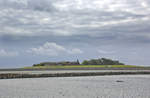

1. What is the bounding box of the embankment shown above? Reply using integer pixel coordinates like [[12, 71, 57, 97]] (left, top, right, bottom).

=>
[[1, 70, 150, 79]]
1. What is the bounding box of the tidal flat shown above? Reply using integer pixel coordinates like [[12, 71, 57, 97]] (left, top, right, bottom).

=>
[[0, 75, 150, 98]]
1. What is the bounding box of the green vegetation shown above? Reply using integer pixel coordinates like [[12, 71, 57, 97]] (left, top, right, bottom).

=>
[[28, 58, 143, 69], [33, 58, 125, 67], [82, 58, 124, 65], [25, 65, 140, 69]]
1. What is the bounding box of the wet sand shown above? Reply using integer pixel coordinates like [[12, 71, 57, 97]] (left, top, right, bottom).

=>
[[0, 75, 150, 98]]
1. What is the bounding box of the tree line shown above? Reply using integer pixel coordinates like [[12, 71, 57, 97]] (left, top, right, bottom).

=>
[[82, 58, 124, 65], [33, 58, 125, 66]]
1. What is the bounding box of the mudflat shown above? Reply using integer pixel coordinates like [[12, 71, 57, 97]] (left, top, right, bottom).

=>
[[0, 75, 150, 98]]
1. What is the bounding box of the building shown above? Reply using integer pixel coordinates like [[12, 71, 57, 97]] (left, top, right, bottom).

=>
[[34, 60, 80, 66]]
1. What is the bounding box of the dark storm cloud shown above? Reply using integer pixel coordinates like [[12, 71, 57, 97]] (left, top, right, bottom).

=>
[[0, 0, 150, 67]]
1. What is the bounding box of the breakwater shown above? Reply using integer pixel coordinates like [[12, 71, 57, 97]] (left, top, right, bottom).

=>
[[1, 71, 150, 79]]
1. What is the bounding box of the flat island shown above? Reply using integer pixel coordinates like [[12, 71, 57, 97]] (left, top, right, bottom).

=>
[[0, 58, 150, 79]]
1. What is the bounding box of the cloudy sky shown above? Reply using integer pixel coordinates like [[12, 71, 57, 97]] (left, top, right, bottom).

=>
[[0, 0, 150, 68]]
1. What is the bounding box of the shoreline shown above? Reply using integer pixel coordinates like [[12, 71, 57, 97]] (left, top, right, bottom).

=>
[[1, 67, 150, 71], [1, 70, 150, 79]]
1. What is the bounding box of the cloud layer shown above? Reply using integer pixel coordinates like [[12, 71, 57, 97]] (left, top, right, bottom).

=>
[[0, 49, 18, 57], [0, 0, 150, 38], [28, 42, 83, 56], [0, 0, 150, 67]]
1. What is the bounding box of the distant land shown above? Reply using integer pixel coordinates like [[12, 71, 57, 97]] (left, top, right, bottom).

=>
[[33, 58, 124, 66], [0, 58, 150, 79], [24, 58, 144, 69]]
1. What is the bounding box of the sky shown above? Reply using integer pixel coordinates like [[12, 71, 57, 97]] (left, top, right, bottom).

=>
[[0, 0, 150, 68]]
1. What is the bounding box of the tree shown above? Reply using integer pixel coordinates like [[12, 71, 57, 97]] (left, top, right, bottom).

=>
[[89, 59, 98, 65], [33, 64, 41, 66], [82, 60, 89, 65], [82, 58, 125, 65]]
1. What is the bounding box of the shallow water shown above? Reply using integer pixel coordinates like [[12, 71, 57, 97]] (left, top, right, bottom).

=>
[[0, 75, 150, 98]]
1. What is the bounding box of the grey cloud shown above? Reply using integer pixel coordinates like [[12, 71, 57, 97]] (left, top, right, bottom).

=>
[[0, 0, 150, 38], [0, 0, 150, 67], [0, 0, 57, 11]]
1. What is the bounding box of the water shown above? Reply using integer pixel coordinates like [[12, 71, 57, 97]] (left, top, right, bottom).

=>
[[0, 75, 150, 98]]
